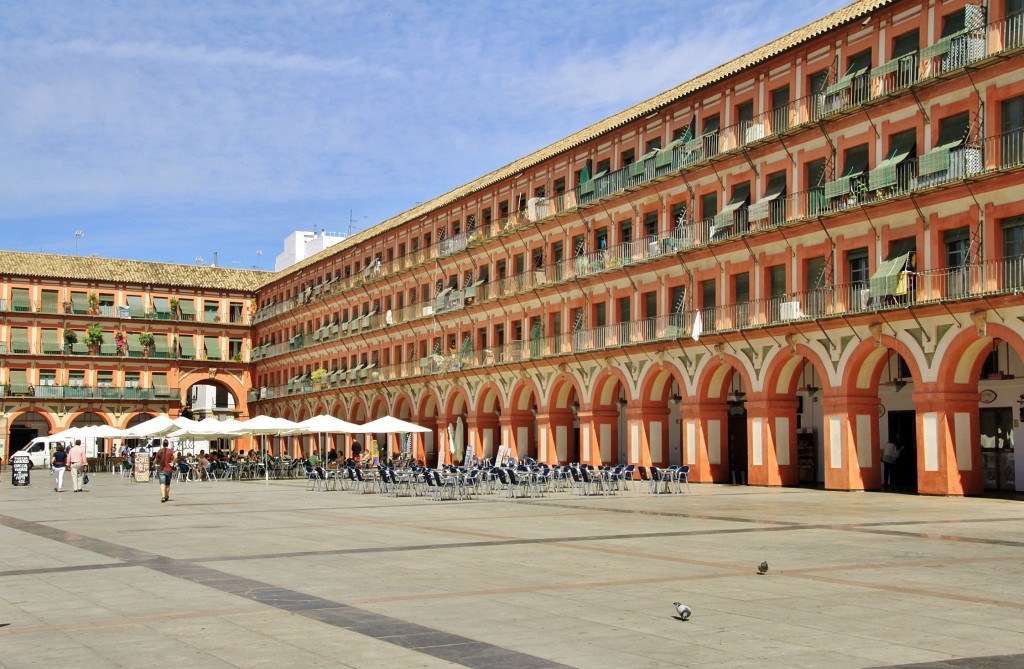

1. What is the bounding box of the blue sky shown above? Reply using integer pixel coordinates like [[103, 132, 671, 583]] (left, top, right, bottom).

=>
[[1, 0, 850, 270]]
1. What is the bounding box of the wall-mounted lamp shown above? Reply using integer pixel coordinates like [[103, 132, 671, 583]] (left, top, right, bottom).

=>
[[669, 393, 682, 406], [494, 406, 501, 417], [571, 399, 580, 415], [617, 398, 627, 410]]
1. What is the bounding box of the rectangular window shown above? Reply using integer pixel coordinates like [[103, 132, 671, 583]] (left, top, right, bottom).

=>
[[643, 291, 657, 319], [701, 192, 718, 220], [644, 212, 658, 237], [645, 137, 662, 152], [618, 296, 631, 323], [619, 219, 632, 243], [1001, 95, 1024, 166], [1002, 216, 1024, 288], [848, 248, 870, 286], [771, 86, 790, 133], [621, 148, 635, 166], [204, 300, 219, 323]]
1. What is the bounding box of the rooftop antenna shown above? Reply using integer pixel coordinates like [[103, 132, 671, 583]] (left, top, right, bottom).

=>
[[74, 230, 84, 254]]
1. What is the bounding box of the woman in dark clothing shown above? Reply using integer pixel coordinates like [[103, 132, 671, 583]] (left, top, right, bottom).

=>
[[52, 443, 68, 492]]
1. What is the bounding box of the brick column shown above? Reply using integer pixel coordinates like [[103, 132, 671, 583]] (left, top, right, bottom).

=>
[[744, 397, 799, 486], [576, 408, 619, 466], [624, 405, 670, 467], [680, 401, 729, 482], [821, 392, 879, 491], [467, 411, 500, 463], [912, 387, 982, 496], [535, 409, 573, 464], [498, 411, 535, 462]]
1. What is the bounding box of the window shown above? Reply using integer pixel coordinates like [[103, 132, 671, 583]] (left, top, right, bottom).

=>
[[619, 219, 632, 243], [1002, 216, 1024, 288], [893, 29, 920, 58], [702, 114, 721, 157], [1001, 95, 1024, 167], [644, 212, 658, 237], [618, 296, 631, 324], [771, 86, 790, 133], [737, 101, 757, 144], [554, 178, 566, 195], [848, 248, 870, 286], [645, 137, 662, 152], [700, 279, 717, 324], [643, 291, 657, 319], [945, 227, 972, 297], [809, 69, 829, 119], [621, 148, 635, 167], [734, 272, 750, 327], [847, 49, 872, 104], [596, 159, 611, 175], [701, 192, 718, 221]]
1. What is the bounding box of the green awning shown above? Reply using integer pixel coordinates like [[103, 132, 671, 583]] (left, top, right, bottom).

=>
[[126, 333, 142, 354], [153, 297, 170, 317], [178, 335, 196, 359], [10, 288, 30, 311], [154, 335, 170, 358], [127, 295, 144, 318], [178, 299, 196, 315], [42, 329, 60, 354], [824, 172, 862, 200], [869, 253, 912, 298], [41, 291, 59, 313], [71, 292, 88, 314], [204, 337, 221, 361], [869, 150, 912, 189], [917, 141, 963, 176]]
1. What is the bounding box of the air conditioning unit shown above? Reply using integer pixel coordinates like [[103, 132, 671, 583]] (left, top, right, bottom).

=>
[[259, 387, 267, 399], [780, 301, 802, 320], [744, 123, 765, 144], [422, 305, 434, 316], [859, 289, 872, 310]]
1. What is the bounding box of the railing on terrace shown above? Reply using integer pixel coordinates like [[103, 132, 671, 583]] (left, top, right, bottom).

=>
[[251, 256, 1024, 401], [0, 384, 168, 400], [251, 17, 1023, 331], [0, 339, 245, 362]]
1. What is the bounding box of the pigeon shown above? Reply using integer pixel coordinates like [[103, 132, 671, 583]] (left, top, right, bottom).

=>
[[673, 602, 692, 621], [757, 560, 769, 575]]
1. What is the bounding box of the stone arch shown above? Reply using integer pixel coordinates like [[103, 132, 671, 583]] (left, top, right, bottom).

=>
[[938, 321, 1024, 387], [842, 335, 925, 393], [177, 372, 247, 417], [4, 409, 56, 460], [635, 362, 687, 467], [760, 344, 831, 398], [502, 378, 541, 462], [471, 382, 504, 462]]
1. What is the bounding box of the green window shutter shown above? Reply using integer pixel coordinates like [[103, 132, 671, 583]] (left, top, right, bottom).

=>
[[42, 329, 60, 354], [153, 334, 170, 358], [204, 336, 222, 360], [41, 290, 59, 314], [11, 327, 29, 353], [153, 297, 170, 317], [178, 335, 196, 359], [71, 292, 89, 314], [11, 288, 30, 312], [126, 333, 142, 355], [127, 295, 145, 318], [178, 299, 196, 316]]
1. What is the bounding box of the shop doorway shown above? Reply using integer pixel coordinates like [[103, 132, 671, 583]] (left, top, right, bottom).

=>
[[980, 407, 1015, 492], [887, 410, 918, 492], [728, 408, 748, 485]]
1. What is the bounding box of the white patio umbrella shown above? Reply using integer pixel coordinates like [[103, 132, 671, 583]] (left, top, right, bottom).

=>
[[359, 415, 430, 434], [126, 415, 200, 439], [455, 416, 466, 465], [361, 415, 431, 468], [224, 416, 300, 482], [296, 415, 362, 464]]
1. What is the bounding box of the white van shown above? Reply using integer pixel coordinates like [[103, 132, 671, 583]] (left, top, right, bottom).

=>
[[11, 437, 98, 469]]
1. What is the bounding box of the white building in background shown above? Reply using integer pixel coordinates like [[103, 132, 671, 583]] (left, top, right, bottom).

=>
[[274, 230, 346, 271]]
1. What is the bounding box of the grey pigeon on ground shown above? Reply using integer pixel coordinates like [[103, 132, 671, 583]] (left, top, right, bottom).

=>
[[757, 560, 769, 575], [673, 602, 692, 620]]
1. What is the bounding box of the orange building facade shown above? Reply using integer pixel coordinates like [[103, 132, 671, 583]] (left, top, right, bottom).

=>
[[4, 0, 1024, 495]]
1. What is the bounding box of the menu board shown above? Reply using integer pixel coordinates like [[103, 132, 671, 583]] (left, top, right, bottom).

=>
[[134, 453, 151, 482], [11, 456, 30, 486]]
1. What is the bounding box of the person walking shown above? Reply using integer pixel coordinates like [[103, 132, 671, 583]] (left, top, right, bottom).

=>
[[67, 439, 89, 492], [154, 439, 176, 502], [881, 439, 904, 490], [52, 442, 68, 492]]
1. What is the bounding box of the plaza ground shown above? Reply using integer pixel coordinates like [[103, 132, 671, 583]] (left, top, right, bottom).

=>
[[1, 473, 1023, 668]]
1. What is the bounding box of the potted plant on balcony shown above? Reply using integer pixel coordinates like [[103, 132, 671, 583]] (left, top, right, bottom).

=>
[[169, 296, 179, 318], [85, 323, 104, 354], [138, 331, 155, 357], [310, 367, 329, 390], [87, 291, 100, 315], [63, 328, 78, 353]]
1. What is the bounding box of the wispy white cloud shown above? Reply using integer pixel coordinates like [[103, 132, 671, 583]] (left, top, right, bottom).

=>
[[0, 0, 850, 263]]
